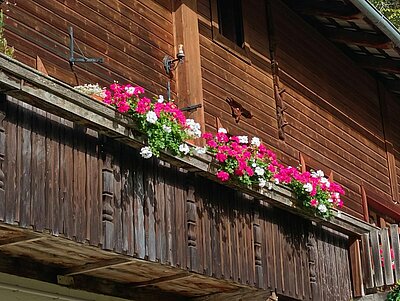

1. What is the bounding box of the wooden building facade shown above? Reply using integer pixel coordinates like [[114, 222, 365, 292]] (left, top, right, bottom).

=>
[[0, 0, 400, 300]]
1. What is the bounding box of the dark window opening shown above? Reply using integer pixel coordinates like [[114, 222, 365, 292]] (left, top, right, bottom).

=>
[[217, 0, 244, 47]]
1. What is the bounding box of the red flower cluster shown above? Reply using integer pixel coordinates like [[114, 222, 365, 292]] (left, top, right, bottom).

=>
[[203, 130, 345, 217]]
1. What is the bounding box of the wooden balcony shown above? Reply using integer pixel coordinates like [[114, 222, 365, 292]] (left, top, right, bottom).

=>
[[0, 54, 378, 300]]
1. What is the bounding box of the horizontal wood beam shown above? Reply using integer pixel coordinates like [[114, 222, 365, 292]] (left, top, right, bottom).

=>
[[0, 236, 45, 247], [130, 273, 192, 288], [354, 55, 400, 74], [384, 79, 400, 94], [192, 288, 270, 301], [0, 252, 187, 301], [294, 2, 362, 20], [63, 258, 134, 276], [323, 27, 393, 48]]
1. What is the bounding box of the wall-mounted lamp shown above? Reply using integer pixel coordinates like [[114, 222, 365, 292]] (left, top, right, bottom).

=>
[[163, 44, 185, 77]]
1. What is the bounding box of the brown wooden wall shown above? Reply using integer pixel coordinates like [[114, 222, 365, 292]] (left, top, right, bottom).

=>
[[5, 0, 174, 97], [198, 0, 400, 220], [0, 96, 352, 300]]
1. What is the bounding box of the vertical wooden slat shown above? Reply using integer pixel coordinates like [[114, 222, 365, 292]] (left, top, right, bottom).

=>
[[370, 229, 384, 287], [134, 149, 145, 259], [349, 238, 364, 297], [31, 106, 46, 231], [361, 233, 374, 289], [220, 188, 229, 279], [113, 141, 123, 253], [0, 95, 6, 222], [166, 165, 174, 266], [156, 160, 166, 263], [19, 101, 32, 228], [88, 130, 100, 247], [390, 225, 400, 282], [61, 119, 74, 238], [121, 144, 134, 256], [381, 228, 394, 285], [5, 98, 17, 224], [144, 158, 156, 261], [48, 114, 60, 235]]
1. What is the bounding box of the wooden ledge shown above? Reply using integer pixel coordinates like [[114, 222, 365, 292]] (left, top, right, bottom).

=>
[[0, 53, 376, 236]]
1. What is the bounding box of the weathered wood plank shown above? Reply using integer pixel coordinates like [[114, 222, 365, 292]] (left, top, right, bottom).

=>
[[370, 229, 384, 287], [349, 238, 364, 297], [361, 233, 374, 289], [381, 228, 394, 285], [134, 148, 146, 259], [390, 225, 400, 282], [0, 95, 6, 222], [18, 101, 32, 227]]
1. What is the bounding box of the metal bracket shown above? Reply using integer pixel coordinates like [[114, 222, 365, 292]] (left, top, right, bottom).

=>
[[68, 27, 103, 66], [180, 103, 202, 112]]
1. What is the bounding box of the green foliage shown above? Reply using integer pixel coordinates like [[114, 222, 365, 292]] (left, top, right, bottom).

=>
[[371, 0, 400, 30], [0, 9, 13, 57], [387, 280, 400, 301]]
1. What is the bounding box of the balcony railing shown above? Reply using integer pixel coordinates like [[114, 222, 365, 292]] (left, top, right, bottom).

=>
[[0, 52, 382, 300], [361, 224, 400, 290]]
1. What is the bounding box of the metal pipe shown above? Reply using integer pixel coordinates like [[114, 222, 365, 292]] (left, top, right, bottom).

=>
[[348, 0, 400, 49]]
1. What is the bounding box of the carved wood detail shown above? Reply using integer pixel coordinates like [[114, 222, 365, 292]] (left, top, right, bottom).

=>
[[186, 183, 197, 272], [101, 136, 114, 250], [0, 95, 5, 221], [307, 227, 318, 300], [253, 211, 263, 287]]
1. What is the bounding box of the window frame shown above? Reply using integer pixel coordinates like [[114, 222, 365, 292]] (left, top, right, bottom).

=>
[[210, 0, 251, 63]]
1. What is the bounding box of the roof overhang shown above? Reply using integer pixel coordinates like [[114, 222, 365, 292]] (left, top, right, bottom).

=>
[[283, 0, 400, 96]]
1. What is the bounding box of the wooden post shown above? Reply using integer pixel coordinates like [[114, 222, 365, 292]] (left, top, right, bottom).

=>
[[173, 0, 205, 139], [0, 95, 5, 221], [377, 82, 399, 202], [361, 185, 369, 223]]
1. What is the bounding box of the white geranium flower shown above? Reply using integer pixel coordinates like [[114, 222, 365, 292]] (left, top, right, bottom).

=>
[[318, 204, 327, 213], [162, 124, 172, 133], [274, 178, 280, 184], [255, 166, 265, 176], [312, 170, 325, 178], [179, 143, 190, 155], [303, 183, 313, 193], [238, 135, 248, 144], [267, 182, 273, 190], [195, 147, 207, 155], [251, 162, 257, 168], [218, 128, 227, 134], [320, 177, 331, 188], [157, 95, 164, 103], [251, 137, 261, 147], [328, 198, 333, 203], [185, 119, 202, 138], [258, 178, 266, 188], [334, 192, 340, 199], [140, 146, 153, 159], [146, 111, 158, 124]]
